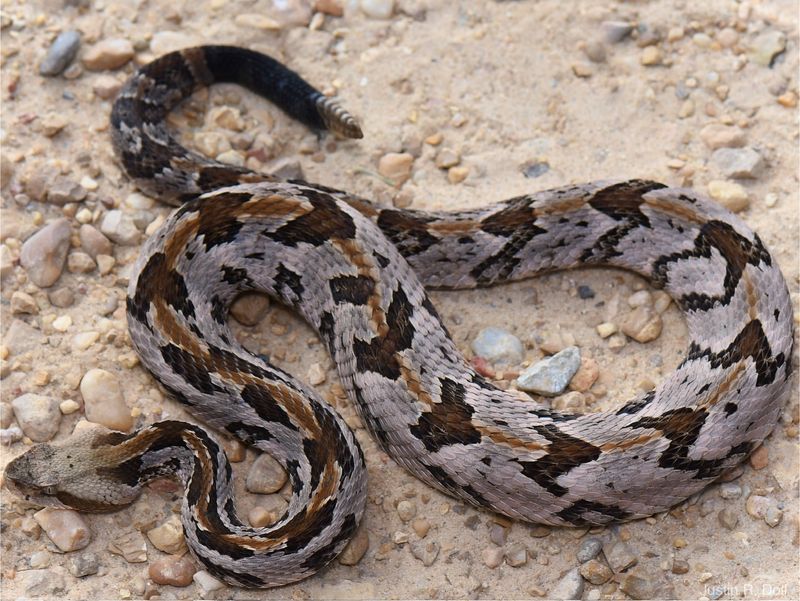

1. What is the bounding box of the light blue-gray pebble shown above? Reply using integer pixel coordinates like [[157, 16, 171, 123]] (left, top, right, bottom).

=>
[[550, 567, 584, 600], [516, 346, 581, 396], [471, 327, 523, 365], [40, 30, 81, 76], [577, 537, 603, 563]]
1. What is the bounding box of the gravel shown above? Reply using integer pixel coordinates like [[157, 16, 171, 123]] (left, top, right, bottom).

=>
[[516, 346, 581, 396], [40, 30, 81, 76]]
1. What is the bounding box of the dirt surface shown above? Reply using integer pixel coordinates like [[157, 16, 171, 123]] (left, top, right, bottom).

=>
[[0, 0, 798, 599]]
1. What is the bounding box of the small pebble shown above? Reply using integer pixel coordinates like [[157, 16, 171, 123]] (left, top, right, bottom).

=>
[[410, 540, 440, 566], [435, 148, 461, 169], [596, 322, 618, 338], [397, 500, 417, 522], [577, 285, 595, 299], [30, 550, 50, 569], [505, 543, 528, 567], [40, 30, 82, 76], [18, 569, 66, 597], [100, 210, 141, 245], [700, 124, 745, 150], [20, 218, 71, 287], [246, 452, 288, 493], [307, 362, 326, 386], [79, 224, 113, 258], [92, 74, 123, 100], [602, 20, 633, 44], [412, 518, 431, 538], [521, 160, 550, 178], [378, 152, 414, 186], [619, 574, 656, 600], [67, 251, 96, 273], [147, 515, 186, 555], [620, 306, 662, 343], [52, 315, 72, 332], [583, 40, 606, 63], [34, 508, 92, 552], [718, 508, 739, 530], [360, 0, 394, 19], [80, 368, 133, 431], [11, 393, 60, 441], [550, 567, 584, 600], [748, 30, 786, 67], [82, 38, 135, 71], [193, 570, 225, 594], [489, 523, 508, 546], [447, 166, 469, 184], [711, 147, 764, 179], [11, 291, 37, 314], [482, 546, 504, 568], [577, 537, 603, 563], [248, 496, 288, 527], [640, 46, 662, 66], [707, 180, 749, 212], [580, 559, 614, 585], [672, 558, 690, 574], [59, 399, 80, 414], [0, 403, 13, 428], [68, 552, 100, 578], [516, 346, 581, 396], [48, 287, 75, 308], [605, 541, 638, 572], [748, 445, 769, 469], [108, 530, 148, 563], [338, 525, 369, 565], [149, 555, 196, 587], [571, 62, 593, 78], [719, 483, 742, 499], [471, 327, 523, 365]]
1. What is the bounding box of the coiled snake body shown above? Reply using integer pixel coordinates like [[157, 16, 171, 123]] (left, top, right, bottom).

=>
[[5, 46, 793, 588]]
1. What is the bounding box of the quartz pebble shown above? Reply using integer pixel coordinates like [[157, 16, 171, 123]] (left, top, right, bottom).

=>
[[620, 306, 662, 343], [52, 314, 73, 332], [748, 31, 786, 67], [60, 399, 80, 414], [109, 530, 148, 563], [82, 39, 135, 70], [360, 0, 394, 19], [34, 508, 92, 552], [149, 555, 196, 587], [471, 327, 523, 365], [700, 124, 745, 150], [378, 152, 414, 186], [707, 180, 749, 212], [550, 567, 584, 600], [11, 393, 60, 441], [80, 368, 133, 431], [68, 552, 100, 578], [40, 30, 81, 76], [147, 515, 186, 555], [516, 346, 581, 396], [596, 322, 617, 338], [711, 147, 764, 179], [246, 452, 288, 493], [338, 525, 369, 565], [20, 218, 71, 287], [505, 543, 528, 567], [101, 210, 141, 245], [193, 570, 225, 593], [307, 362, 326, 386]]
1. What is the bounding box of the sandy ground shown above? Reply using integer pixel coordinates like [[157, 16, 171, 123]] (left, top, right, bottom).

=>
[[0, 0, 798, 599]]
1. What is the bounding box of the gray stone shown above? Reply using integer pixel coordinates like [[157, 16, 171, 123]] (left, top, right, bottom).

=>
[[718, 508, 739, 530], [11, 393, 60, 442], [605, 541, 638, 572], [577, 537, 603, 563], [20, 218, 71, 287], [749, 30, 786, 67], [100, 210, 140, 245], [246, 452, 288, 494], [471, 327, 524, 365], [68, 552, 100, 578], [410, 540, 440, 566], [602, 20, 633, 43], [550, 567, 584, 600], [711, 147, 764, 179], [516, 346, 581, 396], [18, 568, 66, 597], [40, 30, 81, 76], [619, 573, 657, 600], [79, 224, 112, 258], [719, 483, 742, 499]]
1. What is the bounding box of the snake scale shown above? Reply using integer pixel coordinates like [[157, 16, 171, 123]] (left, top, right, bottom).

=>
[[4, 46, 793, 588]]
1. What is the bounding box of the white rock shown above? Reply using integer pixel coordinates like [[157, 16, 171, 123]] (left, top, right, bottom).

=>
[[193, 570, 225, 593], [711, 147, 764, 179], [147, 515, 187, 555], [11, 393, 60, 441], [516, 347, 582, 396], [100, 210, 140, 245], [80, 368, 133, 431], [471, 327, 524, 365]]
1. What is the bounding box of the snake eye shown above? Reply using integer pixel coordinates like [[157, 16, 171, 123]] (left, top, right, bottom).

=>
[[42, 486, 57, 495]]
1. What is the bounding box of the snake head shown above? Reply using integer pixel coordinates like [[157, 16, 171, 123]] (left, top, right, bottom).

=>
[[3, 424, 142, 511]]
